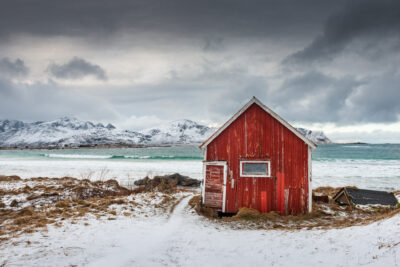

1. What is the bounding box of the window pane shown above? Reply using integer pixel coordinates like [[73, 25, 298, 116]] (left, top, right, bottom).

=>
[[243, 163, 267, 174]]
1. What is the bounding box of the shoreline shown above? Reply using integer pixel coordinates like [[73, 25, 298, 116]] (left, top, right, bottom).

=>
[[0, 143, 202, 151], [3, 142, 392, 151]]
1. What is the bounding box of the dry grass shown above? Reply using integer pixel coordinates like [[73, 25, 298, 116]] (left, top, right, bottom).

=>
[[0, 175, 192, 243], [0, 175, 21, 182], [0, 176, 137, 242], [189, 187, 400, 230], [0, 195, 137, 241], [10, 200, 18, 207], [313, 185, 358, 197], [188, 195, 217, 219]]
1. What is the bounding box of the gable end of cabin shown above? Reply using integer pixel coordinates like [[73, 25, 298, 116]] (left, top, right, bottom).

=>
[[201, 98, 314, 215]]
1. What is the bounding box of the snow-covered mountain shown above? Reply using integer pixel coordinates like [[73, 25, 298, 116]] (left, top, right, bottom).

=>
[[143, 119, 216, 144], [0, 117, 145, 147], [296, 128, 332, 144], [0, 117, 331, 147]]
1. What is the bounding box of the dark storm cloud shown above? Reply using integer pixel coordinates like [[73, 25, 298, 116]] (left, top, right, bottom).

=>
[[271, 70, 400, 124], [284, 0, 400, 65], [271, 71, 362, 122], [348, 72, 400, 123], [47, 57, 107, 80], [0, 0, 399, 131], [0, 58, 29, 78], [0, 0, 343, 42]]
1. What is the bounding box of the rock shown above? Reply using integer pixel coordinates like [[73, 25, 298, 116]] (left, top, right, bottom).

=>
[[134, 173, 201, 190]]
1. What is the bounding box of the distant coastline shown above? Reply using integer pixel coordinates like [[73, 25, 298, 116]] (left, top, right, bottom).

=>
[[0, 143, 202, 150], [337, 142, 369, 145], [0, 142, 375, 151]]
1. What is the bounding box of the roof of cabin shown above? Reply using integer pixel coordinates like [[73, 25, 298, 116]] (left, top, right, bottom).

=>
[[334, 188, 398, 206], [200, 96, 317, 149]]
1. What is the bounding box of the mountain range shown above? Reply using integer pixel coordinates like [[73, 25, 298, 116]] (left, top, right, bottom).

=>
[[0, 117, 331, 147]]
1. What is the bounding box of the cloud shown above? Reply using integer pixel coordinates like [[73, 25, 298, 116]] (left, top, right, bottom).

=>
[[347, 71, 400, 123], [283, 0, 400, 65], [0, 0, 343, 43], [115, 115, 164, 131], [270, 71, 362, 122], [0, 0, 399, 145], [0, 58, 29, 78], [269, 69, 400, 124], [0, 77, 118, 121], [47, 57, 107, 80]]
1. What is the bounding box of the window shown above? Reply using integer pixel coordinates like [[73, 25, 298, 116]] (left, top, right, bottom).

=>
[[240, 160, 271, 177]]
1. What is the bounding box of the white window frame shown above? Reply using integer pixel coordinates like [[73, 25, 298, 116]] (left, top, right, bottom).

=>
[[240, 160, 271, 178]]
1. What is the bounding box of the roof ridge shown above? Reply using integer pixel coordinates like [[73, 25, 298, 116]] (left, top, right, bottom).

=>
[[200, 97, 317, 149]]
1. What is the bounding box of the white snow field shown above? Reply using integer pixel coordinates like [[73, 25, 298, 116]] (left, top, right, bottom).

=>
[[1, 196, 400, 267]]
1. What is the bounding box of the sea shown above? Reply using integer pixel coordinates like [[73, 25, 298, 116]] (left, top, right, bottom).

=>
[[0, 144, 399, 191]]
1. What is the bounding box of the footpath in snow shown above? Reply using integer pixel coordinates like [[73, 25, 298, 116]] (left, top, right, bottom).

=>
[[2, 194, 400, 267]]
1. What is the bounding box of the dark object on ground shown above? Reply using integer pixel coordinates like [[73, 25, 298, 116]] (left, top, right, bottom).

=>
[[334, 187, 398, 206], [134, 173, 201, 190], [312, 195, 329, 203]]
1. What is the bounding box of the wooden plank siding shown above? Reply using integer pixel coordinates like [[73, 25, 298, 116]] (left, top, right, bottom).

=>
[[204, 165, 225, 210], [205, 103, 309, 215]]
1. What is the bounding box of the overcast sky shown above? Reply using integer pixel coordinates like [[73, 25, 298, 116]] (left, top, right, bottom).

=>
[[0, 0, 399, 143]]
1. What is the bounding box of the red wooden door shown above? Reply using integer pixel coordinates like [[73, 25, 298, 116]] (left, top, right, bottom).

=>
[[204, 164, 226, 211]]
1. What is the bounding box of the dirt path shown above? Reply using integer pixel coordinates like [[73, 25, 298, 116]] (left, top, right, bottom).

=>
[[86, 196, 191, 266]]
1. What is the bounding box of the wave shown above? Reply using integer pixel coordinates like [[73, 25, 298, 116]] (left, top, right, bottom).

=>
[[41, 153, 113, 159], [39, 153, 202, 160], [313, 157, 400, 162]]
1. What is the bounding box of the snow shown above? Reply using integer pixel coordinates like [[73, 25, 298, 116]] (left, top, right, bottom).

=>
[[0, 117, 144, 147], [296, 127, 332, 144], [2, 157, 400, 191], [143, 119, 217, 144], [0, 117, 330, 147], [0, 158, 202, 186], [1, 196, 400, 266], [0, 117, 216, 147]]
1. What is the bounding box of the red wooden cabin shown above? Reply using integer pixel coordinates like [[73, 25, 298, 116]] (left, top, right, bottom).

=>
[[200, 97, 316, 215]]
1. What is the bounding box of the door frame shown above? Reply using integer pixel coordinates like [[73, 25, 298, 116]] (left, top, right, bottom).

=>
[[202, 161, 228, 213]]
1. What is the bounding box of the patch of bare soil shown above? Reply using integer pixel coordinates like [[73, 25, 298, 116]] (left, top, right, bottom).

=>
[[0, 175, 190, 243], [188, 187, 400, 230]]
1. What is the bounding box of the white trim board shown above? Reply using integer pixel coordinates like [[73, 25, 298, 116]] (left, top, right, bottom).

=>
[[200, 97, 317, 149], [203, 161, 228, 213], [239, 160, 271, 178], [308, 146, 313, 213], [201, 147, 207, 204]]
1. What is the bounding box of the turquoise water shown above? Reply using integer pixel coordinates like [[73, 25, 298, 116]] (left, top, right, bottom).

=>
[[313, 144, 400, 161], [0, 144, 399, 161], [0, 146, 204, 160], [0, 144, 399, 190]]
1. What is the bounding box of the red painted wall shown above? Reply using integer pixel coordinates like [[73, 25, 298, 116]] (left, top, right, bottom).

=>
[[205, 103, 309, 215]]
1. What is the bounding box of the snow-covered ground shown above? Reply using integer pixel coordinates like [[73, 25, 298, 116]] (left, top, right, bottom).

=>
[[1, 196, 400, 267], [1, 157, 400, 191]]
